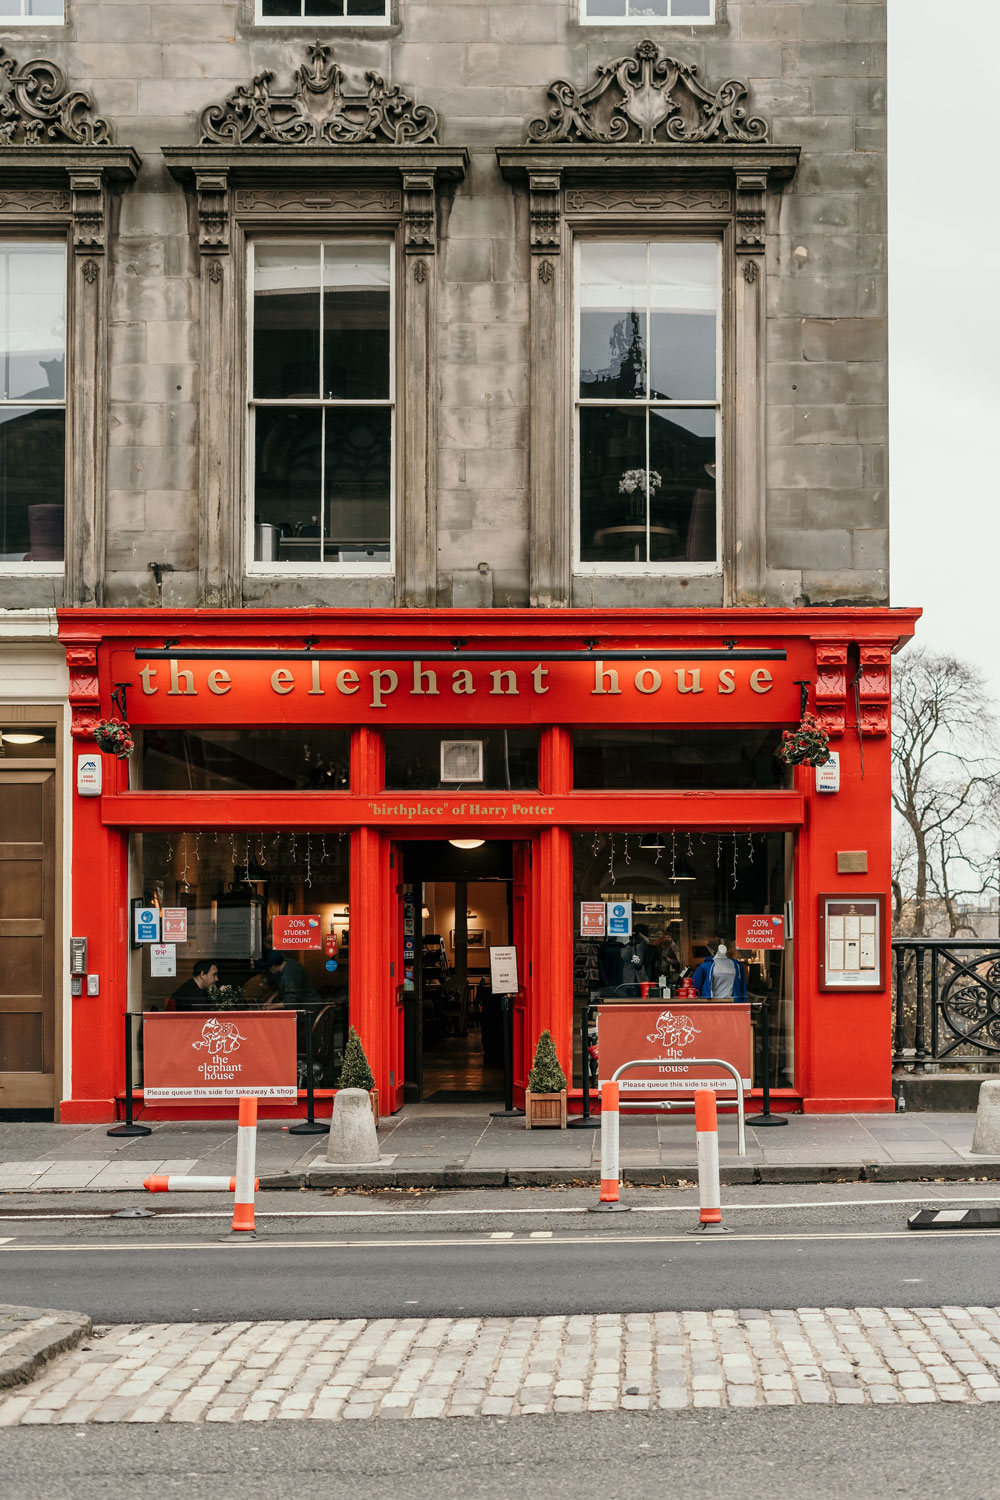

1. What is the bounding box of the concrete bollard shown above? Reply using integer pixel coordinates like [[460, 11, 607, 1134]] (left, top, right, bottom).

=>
[[326, 1087, 381, 1164], [971, 1078, 1000, 1154]]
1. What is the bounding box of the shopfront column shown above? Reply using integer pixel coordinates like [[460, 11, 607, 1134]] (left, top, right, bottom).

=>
[[534, 826, 574, 1079], [350, 826, 391, 1102]]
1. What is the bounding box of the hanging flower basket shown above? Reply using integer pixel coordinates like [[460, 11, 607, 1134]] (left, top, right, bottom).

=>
[[92, 719, 134, 759], [776, 713, 831, 768]]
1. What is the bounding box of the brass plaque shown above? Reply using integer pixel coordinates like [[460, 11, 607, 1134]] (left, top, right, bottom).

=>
[[837, 851, 868, 874]]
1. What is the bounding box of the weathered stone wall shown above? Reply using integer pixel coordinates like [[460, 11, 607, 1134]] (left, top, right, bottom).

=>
[[3, 0, 886, 609]]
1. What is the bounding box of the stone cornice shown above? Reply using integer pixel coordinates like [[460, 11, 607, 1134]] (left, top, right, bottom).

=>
[[497, 143, 799, 183], [0, 144, 140, 185], [162, 144, 467, 186]]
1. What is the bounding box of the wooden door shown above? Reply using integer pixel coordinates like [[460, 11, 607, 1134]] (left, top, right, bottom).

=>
[[511, 840, 532, 1105], [0, 771, 56, 1110]]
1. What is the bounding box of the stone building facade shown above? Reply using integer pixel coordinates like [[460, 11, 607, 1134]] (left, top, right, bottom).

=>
[[0, 0, 910, 1122], [0, 0, 887, 613]]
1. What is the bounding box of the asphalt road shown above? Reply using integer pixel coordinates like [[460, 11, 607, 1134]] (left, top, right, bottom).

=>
[[0, 1405, 995, 1500], [0, 1185, 997, 1322]]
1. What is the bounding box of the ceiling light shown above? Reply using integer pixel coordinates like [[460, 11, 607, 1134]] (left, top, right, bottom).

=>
[[671, 856, 697, 882], [2, 732, 43, 744], [449, 839, 485, 850]]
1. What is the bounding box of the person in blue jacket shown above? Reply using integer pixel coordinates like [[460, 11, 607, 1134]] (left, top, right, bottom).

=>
[[691, 941, 747, 1001]]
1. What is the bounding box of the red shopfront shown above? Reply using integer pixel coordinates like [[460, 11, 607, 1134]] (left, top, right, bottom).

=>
[[58, 606, 918, 1124]]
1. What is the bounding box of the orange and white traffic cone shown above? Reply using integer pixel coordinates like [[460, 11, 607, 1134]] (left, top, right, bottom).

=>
[[589, 1080, 631, 1213], [689, 1087, 729, 1235], [229, 1096, 258, 1238]]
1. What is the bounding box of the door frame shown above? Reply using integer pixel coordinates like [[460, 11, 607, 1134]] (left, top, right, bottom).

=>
[[0, 704, 63, 1116]]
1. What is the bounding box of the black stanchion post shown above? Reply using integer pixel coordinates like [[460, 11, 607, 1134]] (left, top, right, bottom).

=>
[[290, 1009, 328, 1135], [490, 993, 524, 1118], [746, 1001, 787, 1127], [107, 1010, 152, 1137], [569, 1002, 599, 1129]]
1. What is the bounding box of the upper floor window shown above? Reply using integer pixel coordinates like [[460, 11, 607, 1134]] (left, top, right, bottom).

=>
[[581, 0, 713, 22], [256, 0, 389, 22], [0, 242, 65, 572], [0, 0, 64, 21], [575, 239, 719, 573], [249, 240, 394, 573]]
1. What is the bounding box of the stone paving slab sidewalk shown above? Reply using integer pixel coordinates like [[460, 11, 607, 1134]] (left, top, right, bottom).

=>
[[2, 1306, 1000, 1425], [1, 1106, 998, 1193], [0, 1306, 91, 1392]]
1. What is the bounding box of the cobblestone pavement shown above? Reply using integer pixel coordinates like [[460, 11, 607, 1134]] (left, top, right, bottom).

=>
[[1, 1307, 999, 1425]]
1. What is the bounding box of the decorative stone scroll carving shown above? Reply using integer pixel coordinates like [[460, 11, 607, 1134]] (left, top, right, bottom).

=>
[[0, 188, 70, 212], [195, 171, 229, 255], [813, 641, 849, 738], [857, 643, 892, 736], [66, 645, 100, 739], [735, 170, 767, 256], [200, 43, 438, 147], [527, 39, 768, 147], [565, 187, 731, 212], [529, 172, 561, 253], [233, 186, 400, 213], [402, 171, 435, 252], [0, 48, 111, 146]]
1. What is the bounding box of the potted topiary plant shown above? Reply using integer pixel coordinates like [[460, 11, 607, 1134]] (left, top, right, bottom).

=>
[[525, 1029, 567, 1130], [338, 1024, 378, 1124]]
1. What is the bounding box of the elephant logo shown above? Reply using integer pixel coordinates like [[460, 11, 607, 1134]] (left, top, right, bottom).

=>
[[192, 1017, 247, 1055], [646, 1010, 700, 1051]]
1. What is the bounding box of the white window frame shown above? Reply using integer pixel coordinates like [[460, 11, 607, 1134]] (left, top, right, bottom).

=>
[[0, 1, 65, 23], [579, 0, 714, 22], [0, 237, 67, 576], [572, 236, 722, 579], [245, 237, 396, 579], [254, 0, 390, 25]]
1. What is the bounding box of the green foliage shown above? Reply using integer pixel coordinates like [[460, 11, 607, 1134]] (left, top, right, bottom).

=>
[[528, 1030, 566, 1094], [339, 1025, 375, 1092]]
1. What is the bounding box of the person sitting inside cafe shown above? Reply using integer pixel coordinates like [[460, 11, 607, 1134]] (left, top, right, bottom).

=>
[[171, 958, 219, 1012], [262, 950, 321, 1009]]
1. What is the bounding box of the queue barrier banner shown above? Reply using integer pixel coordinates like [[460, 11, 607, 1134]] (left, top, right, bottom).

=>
[[143, 1011, 298, 1100], [597, 1003, 752, 1093]]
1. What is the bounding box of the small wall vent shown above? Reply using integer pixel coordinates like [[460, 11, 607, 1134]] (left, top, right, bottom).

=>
[[440, 739, 484, 783]]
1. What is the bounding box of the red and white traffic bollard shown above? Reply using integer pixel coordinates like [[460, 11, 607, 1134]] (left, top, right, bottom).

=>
[[589, 1080, 631, 1213], [229, 1096, 258, 1237], [690, 1087, 729, 1235], [144, 1174, 255, 1193]]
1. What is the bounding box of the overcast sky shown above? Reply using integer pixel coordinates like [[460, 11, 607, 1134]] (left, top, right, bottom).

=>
[[888, 0, 1000, 693]]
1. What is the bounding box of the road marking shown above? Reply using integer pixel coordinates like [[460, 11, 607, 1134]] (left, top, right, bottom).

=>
[[0, 1195, 997, 1224], [529, 1230, 552, 1238], [0, 1237, 12, 1245], [3, 1229, 1000, 1254], [490, 1231, 514, 1239]]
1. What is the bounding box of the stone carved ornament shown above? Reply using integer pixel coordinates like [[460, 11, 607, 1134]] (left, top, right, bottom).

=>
[[200, 43, 438, 147], [527, 39, 768, 147], [0, 47, 111, 145]]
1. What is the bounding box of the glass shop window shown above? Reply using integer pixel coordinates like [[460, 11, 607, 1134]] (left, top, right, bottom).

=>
[[257, 0, 389, 21], [571, 830, 792, 1090], [250, 241, 393, 570], [139, 728, 350, 792], [0, 243, 66, 571], [576, 240, 719, 569], [582, 0, 712, 20], [133, 830, 351, 1087], [573, 729, 785, 791], [383, 728, 539, 791]]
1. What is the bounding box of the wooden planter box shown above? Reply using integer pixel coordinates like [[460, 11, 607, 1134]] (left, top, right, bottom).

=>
[[525, 1087, 567, 1129]]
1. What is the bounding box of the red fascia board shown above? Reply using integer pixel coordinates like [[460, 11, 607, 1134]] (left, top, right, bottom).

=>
[[100, 788, 805, 832]]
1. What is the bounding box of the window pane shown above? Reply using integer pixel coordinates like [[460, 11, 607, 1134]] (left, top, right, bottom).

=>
[[0, 407, 65, 563], [587, 0, 627, 13], [346, 0, 386, 12], [573, 730, 784, 791], [141, 728, 350, 791], [671, 0, 712, 15], [253, 244, 320, 399], [648, 407, 716, 562], [325, 406, 390, 558], [0, 725, 56, 758], [261, 0, 300, 14], [579, 406, 647, 564], [0, 245, 65, 403], [649, 243, 716, 400], [384, 729, 539, 791], [579, 243, 647, 400], [323, 245, 391, 400], [307, 0, 344, 13], [28, 0, 64, 13], [629, 0, 668, 13], [253, 406, 322, 562]]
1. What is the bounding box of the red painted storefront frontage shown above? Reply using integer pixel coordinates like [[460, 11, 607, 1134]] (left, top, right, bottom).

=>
[[58, 606, 919, 1124]]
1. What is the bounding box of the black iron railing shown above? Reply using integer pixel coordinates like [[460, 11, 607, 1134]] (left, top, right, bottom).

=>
[[892, 939, 1000, 1071]]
